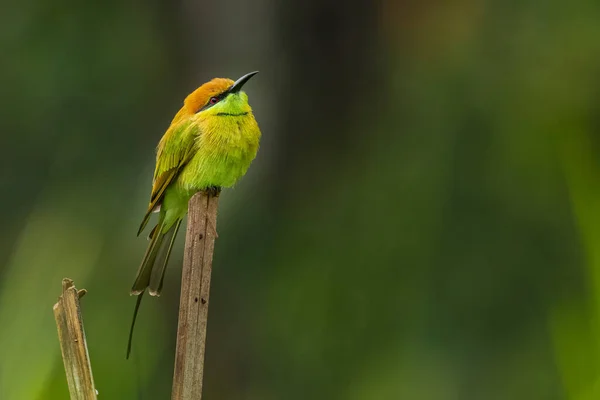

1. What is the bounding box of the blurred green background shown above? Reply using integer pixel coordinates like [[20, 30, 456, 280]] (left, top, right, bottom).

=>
[[2, 0, 600, 399]]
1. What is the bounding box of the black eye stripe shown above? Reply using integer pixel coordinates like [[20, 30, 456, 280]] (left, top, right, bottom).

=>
[[197, 89, 232, 113]]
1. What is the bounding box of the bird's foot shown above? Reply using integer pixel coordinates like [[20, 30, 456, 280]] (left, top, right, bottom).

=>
[[205, 186, 222, 197]]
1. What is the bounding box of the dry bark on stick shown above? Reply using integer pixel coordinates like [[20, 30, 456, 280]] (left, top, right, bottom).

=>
[[171, 191, 219, 400], [53, 278, 98, 400]]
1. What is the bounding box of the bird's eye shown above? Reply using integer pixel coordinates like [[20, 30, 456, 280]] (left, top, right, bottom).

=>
[[209, 97, 219, 105]]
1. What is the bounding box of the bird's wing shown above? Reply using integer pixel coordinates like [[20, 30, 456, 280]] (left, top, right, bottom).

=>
[[137, 121, 198, 235]]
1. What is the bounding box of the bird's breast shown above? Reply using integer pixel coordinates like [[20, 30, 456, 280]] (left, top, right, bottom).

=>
[[180, 115, 260, 189]]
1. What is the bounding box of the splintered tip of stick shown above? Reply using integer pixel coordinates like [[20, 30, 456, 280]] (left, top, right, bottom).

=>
[[56, 279, 88, 305], [62, 278, 74, 291]]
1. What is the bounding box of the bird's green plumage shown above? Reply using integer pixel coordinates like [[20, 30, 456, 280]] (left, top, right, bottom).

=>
[[133, 89, 260, 294], [161, 91, 260, 232], [127, 74, 261, 359]]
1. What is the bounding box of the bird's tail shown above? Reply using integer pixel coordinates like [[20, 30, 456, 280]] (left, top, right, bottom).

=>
[[126, 214, 183, 359]]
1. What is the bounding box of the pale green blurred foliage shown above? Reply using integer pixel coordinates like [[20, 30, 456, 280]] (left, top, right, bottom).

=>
[[2, 0, 600, 399], [556, 131, 600, 400], [0, 199, 101, 399]]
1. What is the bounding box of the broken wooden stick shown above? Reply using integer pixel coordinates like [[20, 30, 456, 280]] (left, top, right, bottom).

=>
[[171, 191, 220, 400], [53, 278, 97, 400]]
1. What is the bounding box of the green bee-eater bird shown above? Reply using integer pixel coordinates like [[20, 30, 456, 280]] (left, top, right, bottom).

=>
[[127, 71, 261, 358]]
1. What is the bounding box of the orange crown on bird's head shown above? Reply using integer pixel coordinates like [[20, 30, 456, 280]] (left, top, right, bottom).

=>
[[184, 78, 234, 114]]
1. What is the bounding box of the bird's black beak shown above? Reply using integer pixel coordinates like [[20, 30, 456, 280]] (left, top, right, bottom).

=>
[[228, 71, 259, 94]]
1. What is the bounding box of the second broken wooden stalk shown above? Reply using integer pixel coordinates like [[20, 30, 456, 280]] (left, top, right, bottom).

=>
[[54, 278, 97, 400]]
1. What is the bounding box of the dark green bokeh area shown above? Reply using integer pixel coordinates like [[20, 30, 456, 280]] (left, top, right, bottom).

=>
[[2, 0, 600, 399]]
